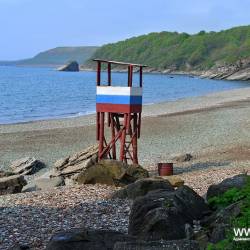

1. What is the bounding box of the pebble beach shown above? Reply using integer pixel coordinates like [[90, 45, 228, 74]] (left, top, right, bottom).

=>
[[1, 87, 250, 249]]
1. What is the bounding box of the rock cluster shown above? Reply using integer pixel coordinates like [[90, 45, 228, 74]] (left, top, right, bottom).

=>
[[51, 144, 149, 186], [44, 174, 249, 250], [128, 185, 211, 241]]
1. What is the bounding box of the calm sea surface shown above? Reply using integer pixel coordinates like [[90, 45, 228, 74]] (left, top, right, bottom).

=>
[[0, 66, 249, 124]]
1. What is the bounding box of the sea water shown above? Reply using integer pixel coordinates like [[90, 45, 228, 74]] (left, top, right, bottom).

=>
[[0, 66, 249, 124]]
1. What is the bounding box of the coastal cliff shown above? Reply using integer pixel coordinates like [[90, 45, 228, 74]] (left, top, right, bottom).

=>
[[141, 57, 250, 81]]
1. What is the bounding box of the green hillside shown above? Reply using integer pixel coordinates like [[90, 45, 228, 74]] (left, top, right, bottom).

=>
[[1, 46, 99, 66], [89, 26, 250, 70]]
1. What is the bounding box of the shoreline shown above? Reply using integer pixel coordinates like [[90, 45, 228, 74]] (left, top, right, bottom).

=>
[[1, 87, 250, 132], [80, 64, 250, 82], [2, 64, 250, 82], [1, 87, 250, 170]]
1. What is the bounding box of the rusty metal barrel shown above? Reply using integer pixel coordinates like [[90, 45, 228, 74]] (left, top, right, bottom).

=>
[[157, 163, 173, 176]]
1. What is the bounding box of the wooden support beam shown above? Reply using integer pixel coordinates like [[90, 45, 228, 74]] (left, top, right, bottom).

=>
[[132, 113, 138, 164], [129, 65, 133, 87], [108, 63, 111, 86], [139, 66, 143, 87], [96, 112, 100, 140], [97, 61, 101, 86], [120, 114, 127, 161], [138, 112, 141, 138], [110, 113, 116, 160], [98, 112, 105, 160]]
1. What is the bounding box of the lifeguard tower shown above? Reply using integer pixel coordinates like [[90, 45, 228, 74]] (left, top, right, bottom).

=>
[[94, 59, 147, 164]]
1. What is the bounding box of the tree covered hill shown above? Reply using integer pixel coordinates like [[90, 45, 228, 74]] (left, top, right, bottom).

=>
[[0, 46, 99, 66], [89, 26, 250, 71]]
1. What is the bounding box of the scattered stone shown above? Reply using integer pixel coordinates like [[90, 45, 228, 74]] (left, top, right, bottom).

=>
[[46, 229, 136, 250], [76, 160, 149, 186], [206, 174, 248, 200], [156, 176, 185, 187], [114, 240, 200, 250], [22, 176, 65, 192], [171, 153, 193, 162], [128, 186, 210, 241], [0, 184, 129, 250], [57, 61, 79, 72], [0, 175, 27, 195], [112, 178, 174, 200], [9, 157, 45, 175]]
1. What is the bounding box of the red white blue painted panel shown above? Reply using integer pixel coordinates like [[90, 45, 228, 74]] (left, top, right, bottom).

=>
[[96, 86, 142, 113]]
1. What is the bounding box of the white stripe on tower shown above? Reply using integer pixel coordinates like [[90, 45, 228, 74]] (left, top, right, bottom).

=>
[[97, 86, 142, 96]]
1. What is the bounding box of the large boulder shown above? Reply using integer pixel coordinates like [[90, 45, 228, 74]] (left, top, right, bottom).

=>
[[57, 61, 79, 72], [45, 229, 136, 250], [156, 176, 185, 187], [128, 186, 210, 241], [206, 174, 248, 200], [114, 240, 200, 250], [45, 228, 200, 250], [22, 176, 65, 192], [75, 160, 149, 186], [9, 157, 45, 175], [52, 145, 98, 181], [0, 174, 27, 195], [112, 178, 174, 200], [202, 202, 242, 243]]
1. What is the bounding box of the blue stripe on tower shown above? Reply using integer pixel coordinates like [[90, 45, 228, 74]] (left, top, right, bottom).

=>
[[96, 95, 142, 105]]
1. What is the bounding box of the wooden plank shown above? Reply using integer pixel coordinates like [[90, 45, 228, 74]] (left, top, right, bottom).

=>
[[96, 103, 142, 113], [93, 59, 147, 67]]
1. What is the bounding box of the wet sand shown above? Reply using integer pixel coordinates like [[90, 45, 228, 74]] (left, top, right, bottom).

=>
[[1, 87, 250, 169]]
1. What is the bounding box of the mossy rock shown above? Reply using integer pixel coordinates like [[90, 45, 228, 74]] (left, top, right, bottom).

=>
[[76, 160, 148, 186]]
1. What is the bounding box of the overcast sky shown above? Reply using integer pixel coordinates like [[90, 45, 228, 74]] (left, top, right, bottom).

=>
[[0, 0, 250, 60]]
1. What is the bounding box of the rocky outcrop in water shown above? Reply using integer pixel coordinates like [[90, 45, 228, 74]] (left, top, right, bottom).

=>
[[57, 61, 79, 72]]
